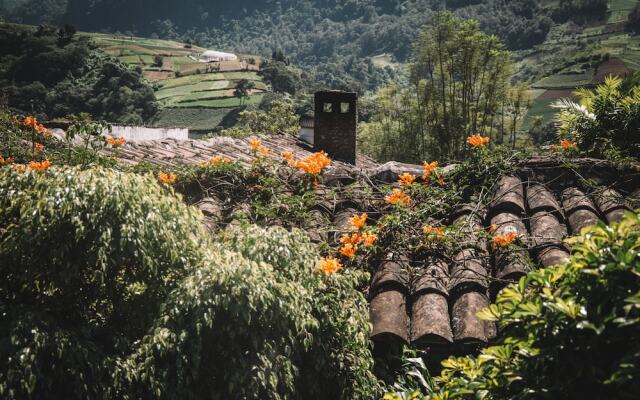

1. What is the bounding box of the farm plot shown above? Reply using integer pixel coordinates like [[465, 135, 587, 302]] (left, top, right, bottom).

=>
[[533, 70, 595, 89], [608, 0, 639, 23]]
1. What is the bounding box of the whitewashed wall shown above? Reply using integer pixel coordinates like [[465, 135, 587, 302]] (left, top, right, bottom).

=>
[[299, 128, 314, 145], [108, 125, 189, 141]]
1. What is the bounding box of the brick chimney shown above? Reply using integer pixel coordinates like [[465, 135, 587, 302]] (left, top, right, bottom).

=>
[[314, 91, 357, 164]]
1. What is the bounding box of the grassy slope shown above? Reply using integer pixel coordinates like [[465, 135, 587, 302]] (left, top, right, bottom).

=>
[[83, 32, 265, 132], [520, 0, 639, 129]]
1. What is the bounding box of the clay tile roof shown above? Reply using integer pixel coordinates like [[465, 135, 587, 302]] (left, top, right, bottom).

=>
[[103, 134, 379, 171], [366, 157, 640, 356], [101, 137, 640, 357]]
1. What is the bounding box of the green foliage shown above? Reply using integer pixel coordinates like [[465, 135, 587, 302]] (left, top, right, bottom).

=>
[[0, 167, 206, 398], [359, 13, 514, 162], [554, 76, 640, 160], [388, 211, 640, 399], [628, 4, 640, 34], [0, 24, 158, 123], [0, 166, 378, 399], [1, 1, 555, 92], [213, 99, 300, 138], [0, 110, 115, 168], [259, 60, 301, 95]]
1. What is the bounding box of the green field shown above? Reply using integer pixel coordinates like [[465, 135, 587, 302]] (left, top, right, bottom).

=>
[[533, 70, 595, 89], [520, 0, 638, 131], [608, 0, 639, 23], [85, 32, 265, 132]]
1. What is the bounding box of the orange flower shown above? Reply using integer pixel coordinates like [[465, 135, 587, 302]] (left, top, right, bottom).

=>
[[385, 189, 411, 206], [27, 160, 51, 172], [362, 232, 378, 247], [158, 171, 177, 184], [208, 155, 231, 165], [316, 256, 343, 275], [23, 116, 37, 128], [249, 137, 262, 151], [340, 233, 363, 245], [423, 225, 445, 240], [398, 172, 416, 187], [487, 224, 498, 234], [350, 213, 368, 230], [107, 136, 127, 148], [34, 143, 44, 153], [422, 161, 439, 180], [560, 139, 576, 150], [492, 232, 518, 249], [281, 151, 294, 162], [467, 134, 490, 148], [292, 151, 331, 175], [340, 243, 358, 258], [257, 145, 270, 156], [0, 156, 14, 165], [551, 144, 558, 152]]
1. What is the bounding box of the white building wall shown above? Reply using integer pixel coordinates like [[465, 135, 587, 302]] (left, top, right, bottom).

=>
[[300, 127, 314, 145], [108, 125, 189, 141]]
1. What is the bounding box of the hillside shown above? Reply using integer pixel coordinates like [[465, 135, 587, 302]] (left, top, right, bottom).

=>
[[518, 0, 640, 129], [84, 32, 266, 133]]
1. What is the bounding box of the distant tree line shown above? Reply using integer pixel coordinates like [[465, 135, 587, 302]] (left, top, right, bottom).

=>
[[0, 0, 609, 92], [0, 24, 158, 123]]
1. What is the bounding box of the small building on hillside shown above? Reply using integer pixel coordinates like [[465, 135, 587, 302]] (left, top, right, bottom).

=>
[[199, 50, 238, 63]]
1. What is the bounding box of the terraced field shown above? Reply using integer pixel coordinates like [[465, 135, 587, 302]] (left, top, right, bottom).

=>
[[84, 32, 265, 133], [521, 0, 638, 130]]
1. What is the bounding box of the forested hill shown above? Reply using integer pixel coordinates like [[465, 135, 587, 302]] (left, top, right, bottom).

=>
[[1, 0, 612, 90]]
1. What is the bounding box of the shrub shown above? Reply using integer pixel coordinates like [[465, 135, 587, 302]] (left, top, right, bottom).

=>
[[554, 77, 640, 161], [387, 211, 640, 399], [122, 224, 380, 399], [0, 167, 379, 399]]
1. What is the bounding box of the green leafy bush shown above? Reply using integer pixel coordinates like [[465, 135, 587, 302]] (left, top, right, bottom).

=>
[[555, 77, 640, 161], [0, 167, 378, 399], [387, 211, 640, 399], [122, 224, 379, 399], [0, 166, 207, 398]]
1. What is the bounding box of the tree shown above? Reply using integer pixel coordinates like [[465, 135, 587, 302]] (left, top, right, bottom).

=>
[[0, 167, 381, 399], [153, 55, 164, 68], [627, 4, 640, 35], [359, 12, 513, 162], [234, 79, 255, 106]]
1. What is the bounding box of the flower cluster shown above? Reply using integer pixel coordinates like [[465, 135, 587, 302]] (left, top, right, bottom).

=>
[[551, 138, 577, 152], [249, 137, 270, 156], [398, 172, 416, 187], [350, 213, 368, 230], [385, 188, 411, 207], [23, 116, 53, 137], [107, 136, 127, 148], [316, 256, 343, 275], [337, 213, 378, 259], [421, 160, 445, 185], [492, 232, 518, 249], [27, 160, 51, 172], [158, 171, 177, 184], [291, 151, 331, 175], [0, 156, 15, 165], [281, 151, 294, 162], [422, 161, 438, 180], [467, 134, 490, 148], [208, 155, 232, 165], [423, 225, 446, 241]]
